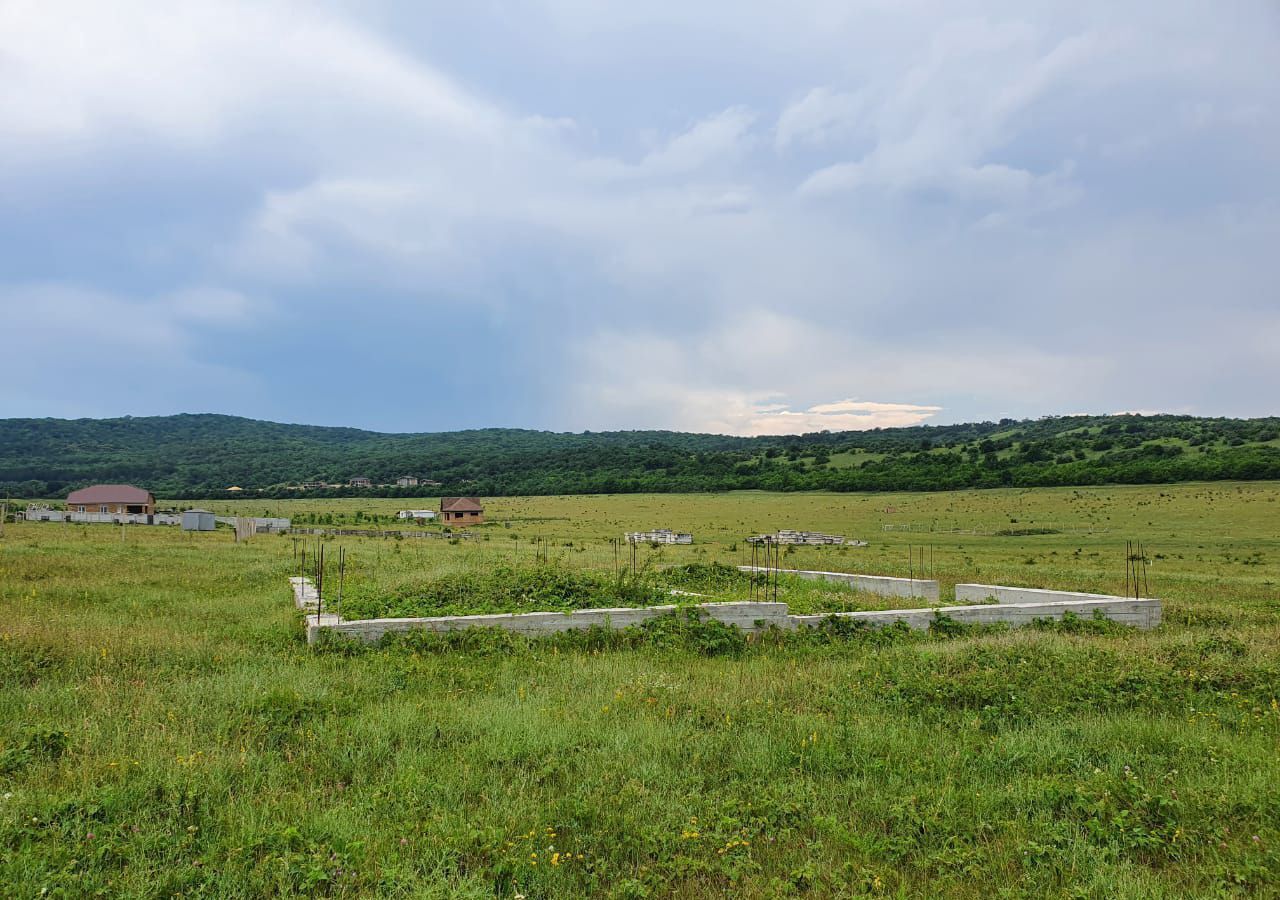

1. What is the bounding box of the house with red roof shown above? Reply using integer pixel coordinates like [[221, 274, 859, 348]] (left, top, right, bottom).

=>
[[65, 484, 155, 516], [440, 496, 484, 526]]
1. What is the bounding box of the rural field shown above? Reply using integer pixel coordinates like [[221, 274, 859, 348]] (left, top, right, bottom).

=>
[[2, 482, 1279, 897]]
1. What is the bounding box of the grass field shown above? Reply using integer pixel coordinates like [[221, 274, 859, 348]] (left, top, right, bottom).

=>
[[2, 483, 1278, 897]]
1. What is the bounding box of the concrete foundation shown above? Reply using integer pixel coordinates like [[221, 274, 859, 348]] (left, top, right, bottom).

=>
[[307, 599, 789, 645], [955, 583, 1158, 607], [290, 578, 1160, 645], [738, 566, 939, 602], [790, 597, 1161, 631]]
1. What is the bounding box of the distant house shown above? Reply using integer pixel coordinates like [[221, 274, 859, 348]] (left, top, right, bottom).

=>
[[226, 486, 244, 493], [396, 476, 419, 488], [440, 496, 484, 526], [397, 509, 437, 521], [349, 477, 372, 488], [299, 481, 326, 490], [66, 484, 155, 516]]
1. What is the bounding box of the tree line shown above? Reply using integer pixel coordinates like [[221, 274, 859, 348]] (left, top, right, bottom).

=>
[[1, 412, 1277, 498]]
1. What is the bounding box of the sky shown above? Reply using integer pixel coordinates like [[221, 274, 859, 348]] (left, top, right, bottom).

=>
[[2, 1, 1278, 436]]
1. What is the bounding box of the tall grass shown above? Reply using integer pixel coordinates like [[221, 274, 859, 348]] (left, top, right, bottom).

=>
[[1, 482, 1278, 897]]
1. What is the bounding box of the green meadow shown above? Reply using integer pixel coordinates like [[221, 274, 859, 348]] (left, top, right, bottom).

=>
[[2, 482, 1278, 897]]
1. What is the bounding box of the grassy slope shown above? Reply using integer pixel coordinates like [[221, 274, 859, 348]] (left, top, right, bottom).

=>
[[1, 483, 1278, 897]]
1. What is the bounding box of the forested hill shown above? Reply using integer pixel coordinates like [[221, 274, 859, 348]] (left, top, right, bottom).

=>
[[2, 413, 1278, 499]]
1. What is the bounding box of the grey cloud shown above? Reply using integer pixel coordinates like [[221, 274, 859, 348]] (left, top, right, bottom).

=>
[[1, 0, 1277, 430]]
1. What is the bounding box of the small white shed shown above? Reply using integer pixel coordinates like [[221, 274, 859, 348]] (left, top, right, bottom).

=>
[[181, 509, 216, 531]]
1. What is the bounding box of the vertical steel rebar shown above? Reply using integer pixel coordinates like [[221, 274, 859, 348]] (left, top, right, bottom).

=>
[[750, 540, 757, 601], [315, 542, 324, 626], [772, 540, 779, 603], [337, 546, 345, 623]]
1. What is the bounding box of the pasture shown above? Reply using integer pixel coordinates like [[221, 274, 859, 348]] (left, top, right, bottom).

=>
[[2, 483, 1278, 897]]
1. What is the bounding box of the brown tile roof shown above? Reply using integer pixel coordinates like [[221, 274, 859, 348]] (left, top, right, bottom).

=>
[[66, 484, 154, 504], [440, 496, 483, 512]]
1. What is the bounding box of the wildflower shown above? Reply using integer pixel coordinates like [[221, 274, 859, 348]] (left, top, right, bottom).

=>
[[551, 852, 561, 866], [400, 838, 408, 846]]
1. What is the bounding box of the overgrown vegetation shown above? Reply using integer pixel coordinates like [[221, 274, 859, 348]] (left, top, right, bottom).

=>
[[340, 565, 676, 619], [2, 483, 1278, 897], [2, 411, 1279, 497]]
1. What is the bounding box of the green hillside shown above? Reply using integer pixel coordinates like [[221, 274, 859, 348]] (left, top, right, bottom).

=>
[[1, 413, 1278, 499]]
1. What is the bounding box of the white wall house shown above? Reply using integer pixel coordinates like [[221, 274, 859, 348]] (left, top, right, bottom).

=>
[[397, 509, 437, 521]]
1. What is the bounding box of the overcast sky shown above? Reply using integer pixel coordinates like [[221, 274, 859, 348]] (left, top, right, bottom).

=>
[[2, 1, 1277, 435]]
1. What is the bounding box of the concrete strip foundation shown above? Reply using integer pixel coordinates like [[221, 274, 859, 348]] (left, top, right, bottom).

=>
[[955, 583, 1158, 607], [738, 566, 939, 602], [790, 597, 1161, 631], [289, 576, 320, 611], [307, 597, 789, 645], [290, 578, 1159, 645]]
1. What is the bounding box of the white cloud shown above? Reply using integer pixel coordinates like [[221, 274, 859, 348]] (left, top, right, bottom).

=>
[[640, 107, 757, 175], [566, 309, 1118, 433], [788, 24, 1116, 215], [578, 107, 758, 181], [739, 400, 943, 436], [0, 0, 499, 157], [776, 87, 866, 150]]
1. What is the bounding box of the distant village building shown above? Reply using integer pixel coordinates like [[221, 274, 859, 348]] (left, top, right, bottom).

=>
[[25, 504, 181, 525], [250, 517, 291, 534], [226, 486, 244, 493], [626, 529, 693, 544], [349, 477, 372, 488], [396, 476, 419, 488], [397, 509, 438, 521], [66, 484, 155, 516], [299, 481, 326, 490], [747, 530, 851, 546], [22, 504, 62, 522], [440, 496, 484, 525]]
